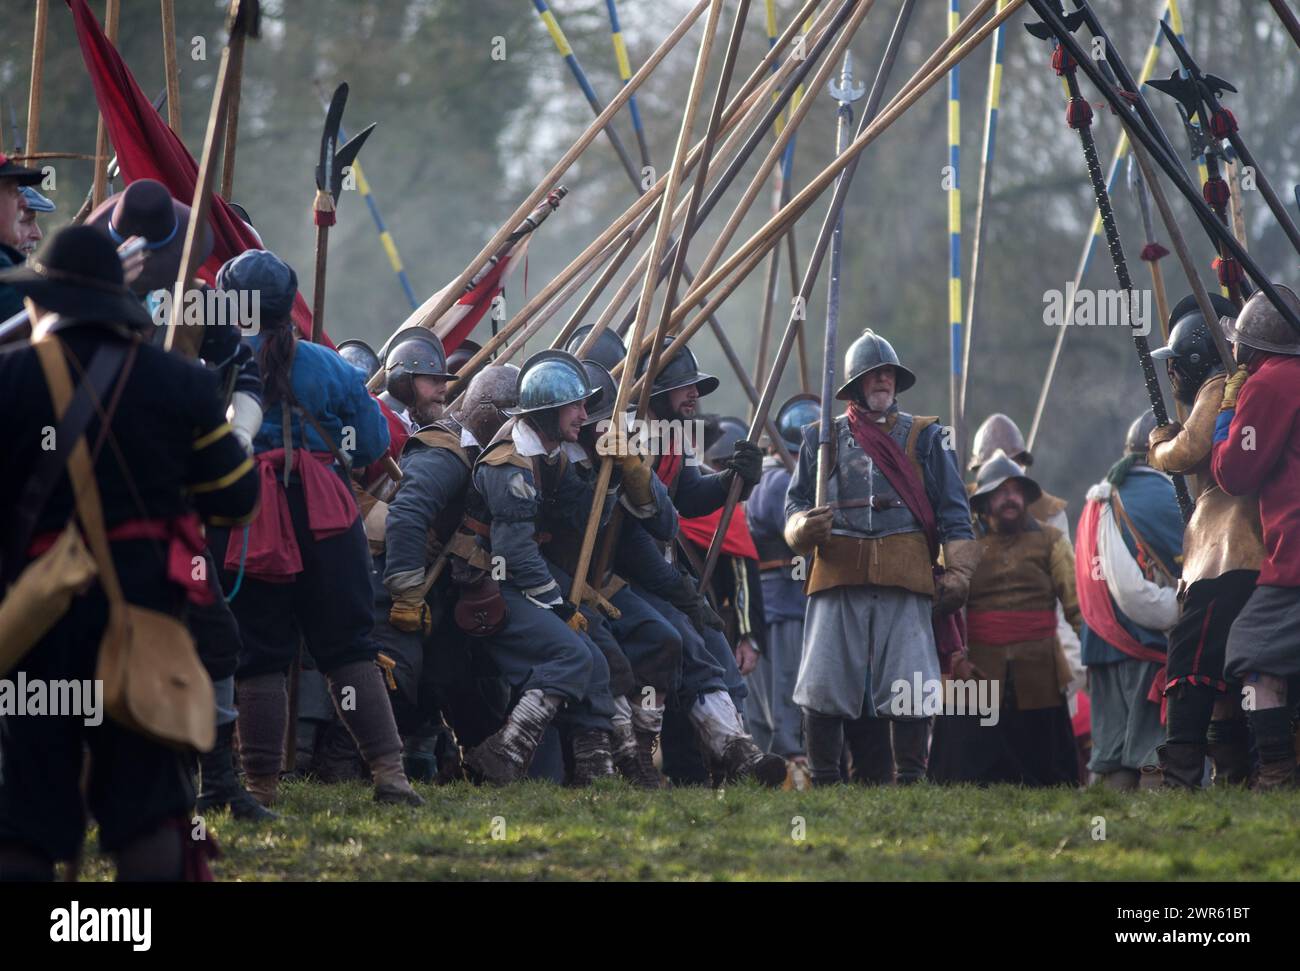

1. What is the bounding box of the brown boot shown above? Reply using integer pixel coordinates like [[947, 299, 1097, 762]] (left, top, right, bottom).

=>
[[571, 729, 616, 785], [236, 672, 288, 807], [1248, 707, 1296, 791], [1100, 768, 1140, 791], [326, 661, 424, 806], [465, 689, 561, 785], [1207, 719, 1251, 786]]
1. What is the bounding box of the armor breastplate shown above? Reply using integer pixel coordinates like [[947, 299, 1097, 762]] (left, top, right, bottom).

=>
[[826, 412, 923, 540]]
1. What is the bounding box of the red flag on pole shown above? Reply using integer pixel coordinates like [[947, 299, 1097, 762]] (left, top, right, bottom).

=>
[[67, 0, 329, 346]]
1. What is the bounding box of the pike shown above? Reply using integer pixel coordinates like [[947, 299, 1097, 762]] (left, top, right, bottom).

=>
[[1268, 0, 1300, 53], [1147, 42, 1248, 304], [161, 0, 182, 133], [1023, 0, 1193, 521], [1126, 154, 1172, 342], [700, 0, 920, 588], [91, 0, 121, 210], [309, 83, 375, 345], [816, 51, 865, 508], [70, 87, 170, 227], [25, 0, 49, 156], [959, 0, 1009, 462], [1054, 0, 1300, 333], [532, 0, 797, 465], [1151, 21, 1300, 259], [165, 0, 260, 358], [441, 0, 829, 401]]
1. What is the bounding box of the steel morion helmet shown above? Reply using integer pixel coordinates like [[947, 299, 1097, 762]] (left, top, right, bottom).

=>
[[1124, 409, 1158, 455], [1150, 293, 1236, 400], [565, 325, 628, 372], [775, 393, 821, 452], [337, 339, 381, 381], [579, 360, 623, 428], [450, 364, 520, 445], [506, 349, 602, 416], [704, 415, 748, 466], [385, 329, 454, 407], [636, 338, 719, 398], [969, 413, 1029, 471], [835, 329, 917, 401], [969, 449, 1042, 509], [446, 338, 483, 376], [1221, 285, 1300, 356]]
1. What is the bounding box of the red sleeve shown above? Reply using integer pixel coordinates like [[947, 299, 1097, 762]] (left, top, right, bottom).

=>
[[1212, 371, 1287, 496], [361, 395, 408, 485]]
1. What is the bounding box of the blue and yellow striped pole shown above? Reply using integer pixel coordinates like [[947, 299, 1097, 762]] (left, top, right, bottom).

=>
[[947, 0, 962, 433], [958, 0, 1005, 446], [604, 0, 653, 171], [338, 119, 418, 310], [533, 0, 642, 187], [1027, 5, 1174, 450]]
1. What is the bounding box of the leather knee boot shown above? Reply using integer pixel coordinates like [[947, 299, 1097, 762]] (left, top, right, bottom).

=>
[[235, 671, 288, 806], [1206, 718, 1251, 786], [1248, 706, 1295, 791], [198, 721, 277, 822], [891, 719, 930, 784], [802, 709, 845, 786], [844, 714, 894, 785], [327, 661, 424, 806]]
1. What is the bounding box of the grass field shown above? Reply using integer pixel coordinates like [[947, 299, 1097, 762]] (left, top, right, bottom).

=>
[[78, 779, 1300, 881]]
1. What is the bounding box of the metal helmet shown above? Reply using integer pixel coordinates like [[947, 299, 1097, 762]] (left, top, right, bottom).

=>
[[1222, 285, 1300, 356], [704, 415, 748, 466], [385, 329, 454, 407], [450, 364, 520, 445], [636, 339, 719, 398], [579, 360, 621, 428], [565, 325, 627, 372], [336, 338, 381, 381], [1150, 293, 1235, 401], [969, 449, 1042, 509], [1124, 409, 1158, 455], [446, 338, 483, 376], [506, 349, 601, 416], [834, 329, 917, 401], [775, 392, 821, 452], [969, 413, 1029, 471]]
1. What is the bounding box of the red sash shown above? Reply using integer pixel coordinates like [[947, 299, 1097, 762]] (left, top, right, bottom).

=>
[[29, 512, 212, 605], [966, 609, 1057, 646], [1075, 498, 1167, 667], [226, 449, 357, 582], [680, 506, 759, 559]]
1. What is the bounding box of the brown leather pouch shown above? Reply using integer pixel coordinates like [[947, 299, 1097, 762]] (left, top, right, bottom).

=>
[[0, 523, 98, 677]]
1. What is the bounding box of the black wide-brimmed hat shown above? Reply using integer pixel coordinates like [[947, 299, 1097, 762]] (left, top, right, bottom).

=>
[[0, 225, 154, 331], [0, 152, 43, 186], [87, 178, 213, 294]]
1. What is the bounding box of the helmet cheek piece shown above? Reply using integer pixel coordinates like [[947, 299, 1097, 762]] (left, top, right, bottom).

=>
[[527, 408, 563, 444], [386, 369, 415, 409]]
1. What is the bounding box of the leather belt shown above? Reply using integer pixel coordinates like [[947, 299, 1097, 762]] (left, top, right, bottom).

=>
[[829, 497, 905, 511]]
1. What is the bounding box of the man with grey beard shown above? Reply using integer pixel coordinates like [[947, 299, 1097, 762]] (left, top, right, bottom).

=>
[[785, 329, 977, 786]]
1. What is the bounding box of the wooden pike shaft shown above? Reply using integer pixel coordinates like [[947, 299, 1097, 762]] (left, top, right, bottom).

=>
[[161, 0, 182, 134], [695, 0, 1009, 588], [404, 0, 712, 341], [92, 0, 121, 210], [26, 0, 49, 157], [635, 0, 750, 421], [568, 0, 727, 614], [1227, 159, 1247, 251], [165, 2, 252, 358], [1129, 138, 1236, 380], [439, 0, 830, 403], [311, 223, 330, 344], [1269, 0, 1300, 51], [628, 0, 1012, 381], [219, 31, 246, 200]]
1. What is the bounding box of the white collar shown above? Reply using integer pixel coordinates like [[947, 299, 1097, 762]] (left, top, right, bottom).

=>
[[512, 419, 586, 462], [460, 425, 480, 449]]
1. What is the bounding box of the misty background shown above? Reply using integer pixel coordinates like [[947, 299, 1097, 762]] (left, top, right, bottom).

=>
[[3, 0, 1297, 518]]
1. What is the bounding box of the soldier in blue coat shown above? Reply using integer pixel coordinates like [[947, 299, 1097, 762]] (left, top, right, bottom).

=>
[[467, 351, 620, 785]]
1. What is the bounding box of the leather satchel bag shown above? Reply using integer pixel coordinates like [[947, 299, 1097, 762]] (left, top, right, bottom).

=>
[[0, 339, 130, 675], [34, 336, 215, 752]]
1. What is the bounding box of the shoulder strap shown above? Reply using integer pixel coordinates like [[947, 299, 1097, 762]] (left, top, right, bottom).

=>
[[5, 339, 129, 584], [409, 428, 471, 468], [31, 338, 128, 612], [1109, 488, 1177, 584]]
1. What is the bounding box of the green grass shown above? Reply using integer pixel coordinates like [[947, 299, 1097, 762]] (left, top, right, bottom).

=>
[[77, 780, 1300, 881]]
